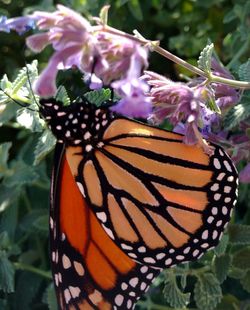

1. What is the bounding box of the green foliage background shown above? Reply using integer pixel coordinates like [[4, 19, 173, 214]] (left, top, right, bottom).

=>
[[0, 0, 250, 309]]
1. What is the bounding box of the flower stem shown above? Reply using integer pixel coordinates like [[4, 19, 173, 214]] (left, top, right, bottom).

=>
[[14, 262, 52, 279], [97, 25, 250, 89]]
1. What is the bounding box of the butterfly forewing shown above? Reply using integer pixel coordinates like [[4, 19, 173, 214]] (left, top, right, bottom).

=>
[[66, 117, 238, 269]]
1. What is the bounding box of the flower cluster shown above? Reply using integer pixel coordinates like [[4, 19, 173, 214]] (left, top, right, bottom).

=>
[[1, 5, 249, 182], [143, 61, 240, 149], [0, 5, 150, 118]]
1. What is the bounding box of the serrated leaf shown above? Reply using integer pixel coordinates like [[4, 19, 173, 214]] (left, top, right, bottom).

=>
[[34, 130, 56, 165], [0, 251, 15, 293], [194, 273, 222, 310], [198, 43, 214, 73], [55, 86, 70, 106], [214, 254, 231, 283], [45, 283, 57, 310], [85, 88, 111, 107], [0, 142, 12, 178], [4, 160, 39, 187], [224, 100, 250, 129], [163, 271, 190, 308], [232, 247, 250, 270], [238, 59, 250, 81], [0, 74, 12, 90], [240, 270, 250, 293], [214, 234, 229, 256], [12, 60, 38, 94], [228, 224, 250, 245], [16, 106, 43, 132]]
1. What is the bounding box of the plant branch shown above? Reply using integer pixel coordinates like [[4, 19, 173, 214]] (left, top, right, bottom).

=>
[[14, 262, 52, 279], [95, 25, 250, 89]]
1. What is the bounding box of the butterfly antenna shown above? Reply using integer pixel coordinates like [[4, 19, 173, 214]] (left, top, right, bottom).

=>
[[0, 87, 36, 112], [24, 61, 40, 108]]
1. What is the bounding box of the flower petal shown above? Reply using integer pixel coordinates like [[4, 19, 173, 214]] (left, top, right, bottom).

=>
[[26, 33, 50, 52]]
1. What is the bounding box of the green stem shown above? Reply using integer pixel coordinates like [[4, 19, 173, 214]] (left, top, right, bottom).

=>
[[96, 25, 250, 89], [210, 73, 250, 89], [14, 262, 52, 280]]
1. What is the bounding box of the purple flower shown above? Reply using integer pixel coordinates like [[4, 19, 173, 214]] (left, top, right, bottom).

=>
[[0, 15, 36, 34], [111, 48, 151, 118], [95, 34, 148, 85], [111, 77, 152, 118], [239, 163, 250, 183], [22, 5, 149, 98], [211, 59, 240, 108]]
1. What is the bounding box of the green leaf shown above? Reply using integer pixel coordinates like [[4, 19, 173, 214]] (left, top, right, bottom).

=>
[[197, 43, 214, 73], [0, 101, 19, 125], [0, 142, 12, 178], [4, 160, 39, 187], [163, 270, 190, 308], [240, 270, 250, 293], [85, 88, 111, 107], [45, 283, 57, 310], [34, 130, 56, 165], [214, 234, 229, 256], [224, 99, 250, 129], [0, 200, 19, 240], [12, 60, 38, 94], [13, 272, 42, 310], [16, 106, 44, 132], [20, 209, 47, 234], [0, 74, 12, 91], [216, 294, 240, 310], [228, 224, 250, 245], [232, 247, 250, 270], [55, 86, 70, 106], [228, 267, 245, 280], [0, 231, 11, 251], [238, 59, 250, 81], [33, 214, 49, 233], [99, 5, 110, 25], [127, 0, 143, 21], [194, 273, 222, 310], [214, 254, 231, 283], [0, 251, 15, 293]]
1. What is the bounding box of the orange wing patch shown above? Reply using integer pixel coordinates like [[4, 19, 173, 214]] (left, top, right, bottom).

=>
[[71, 118, 238, 270], [50, 148, 159, 309]]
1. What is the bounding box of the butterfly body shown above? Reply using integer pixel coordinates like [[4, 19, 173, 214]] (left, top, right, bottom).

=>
[[40, 98, 238, 309]]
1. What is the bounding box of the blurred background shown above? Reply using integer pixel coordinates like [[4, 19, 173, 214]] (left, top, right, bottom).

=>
[[0, 0, 250, 309]]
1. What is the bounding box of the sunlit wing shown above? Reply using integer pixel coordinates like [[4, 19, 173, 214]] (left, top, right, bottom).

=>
[[50, 144, 160, 310], [66, 118, 238, 269]]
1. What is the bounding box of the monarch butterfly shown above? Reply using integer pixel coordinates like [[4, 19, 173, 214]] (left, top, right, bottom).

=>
[[40, 96, 238, 309]]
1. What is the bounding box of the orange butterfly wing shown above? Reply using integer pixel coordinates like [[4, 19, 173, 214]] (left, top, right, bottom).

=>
[[65, 117, 238, 269], [50, 144, 159, 309]]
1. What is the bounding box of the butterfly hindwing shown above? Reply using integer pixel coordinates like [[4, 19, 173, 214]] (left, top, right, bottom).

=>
[[50, 144, 160, 310]]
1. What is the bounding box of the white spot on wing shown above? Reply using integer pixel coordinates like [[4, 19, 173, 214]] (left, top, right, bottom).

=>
[[115, 294, 124, 306], [62, 254, 71, 269]]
